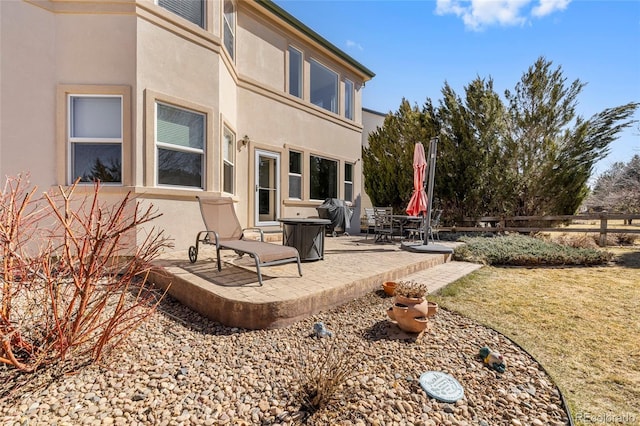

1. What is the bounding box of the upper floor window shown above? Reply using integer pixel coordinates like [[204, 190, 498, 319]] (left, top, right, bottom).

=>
[[223, 0, 235, 60], [68, 95, 122, 184], [288, 47, 302, 98], [223, 126, 235, 194], [288, 150, 302, 199], [158, 0, 205, 29], [310, 155, 337, 200], [156, 102, 205, 188], [344, 162, 354, 201], [344, 79, 354, 120], [310, 60, 338, 114]]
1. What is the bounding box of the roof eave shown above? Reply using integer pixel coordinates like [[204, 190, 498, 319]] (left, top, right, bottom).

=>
[[254, 0, 375, 81]]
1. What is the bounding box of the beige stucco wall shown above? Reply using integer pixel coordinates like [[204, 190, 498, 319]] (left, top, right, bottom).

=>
[[1, 1, 137, 190], [56, 14, 136, 86], [360, 108, 387, 211], [238, 12, 285, 92], [1, 1, 58, 189], [1, 0, 372, 252], [233, 1, 366, 234]]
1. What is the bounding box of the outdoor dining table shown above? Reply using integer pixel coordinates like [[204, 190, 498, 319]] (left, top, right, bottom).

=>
[[391, 215, 424, 238]]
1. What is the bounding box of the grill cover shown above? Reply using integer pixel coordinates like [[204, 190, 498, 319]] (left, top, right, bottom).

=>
[[316, 198, 353, 234]]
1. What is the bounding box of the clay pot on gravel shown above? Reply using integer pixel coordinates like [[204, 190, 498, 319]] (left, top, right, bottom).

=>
[[382, 281, 397, 296], [387, 295, 430, 333], [427, 301, 438, 318]]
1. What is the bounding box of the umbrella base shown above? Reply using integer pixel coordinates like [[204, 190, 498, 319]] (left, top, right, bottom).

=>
[[400, 242, 454, 254]]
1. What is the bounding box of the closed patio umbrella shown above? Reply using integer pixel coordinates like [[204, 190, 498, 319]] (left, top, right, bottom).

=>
[[402, 138, 453, 254], [406, 142, 428, 217]]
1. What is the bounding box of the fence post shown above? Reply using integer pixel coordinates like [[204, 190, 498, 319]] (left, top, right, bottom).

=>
[[599, 212, 608, 247]]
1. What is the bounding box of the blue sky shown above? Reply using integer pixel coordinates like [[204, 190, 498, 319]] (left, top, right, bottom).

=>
[[273, 0, 640, 179]]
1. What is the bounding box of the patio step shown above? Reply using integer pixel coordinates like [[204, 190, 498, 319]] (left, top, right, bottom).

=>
[[263, 231, 282, 243], [150, 238, 458, 329]]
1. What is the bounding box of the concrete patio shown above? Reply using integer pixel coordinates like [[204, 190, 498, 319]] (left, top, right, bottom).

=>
[[149, 235, 481, 329]]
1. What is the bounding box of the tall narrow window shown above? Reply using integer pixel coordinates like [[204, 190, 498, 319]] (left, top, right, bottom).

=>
[[158, 0, 205, 28], [310, 155, 337, 200], [288, 47, 302, 98], [344, 163, 353, 201], [288, 150, 302, 199], [310, 60, 338, 113], [69, 95, 122, 184], [156, 102, 205, 188], [223, 126, 235, 194], [344, 79, 354, 120], [223, 0, 235, 60]]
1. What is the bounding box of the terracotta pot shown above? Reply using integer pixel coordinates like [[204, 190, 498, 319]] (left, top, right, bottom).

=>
[[427, 301, 438, 318], [387, 306, 395, 320], [390, 303, 429, 333], [394, 295, 429, 316], [382, 281, 397, 296], [388, 295, 430, 333]]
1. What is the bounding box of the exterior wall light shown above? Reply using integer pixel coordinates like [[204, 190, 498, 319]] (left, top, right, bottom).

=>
[[238, 135, 250, 150]]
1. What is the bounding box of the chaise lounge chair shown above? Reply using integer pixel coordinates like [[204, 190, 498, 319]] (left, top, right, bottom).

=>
[[188, 196, 302, 286]]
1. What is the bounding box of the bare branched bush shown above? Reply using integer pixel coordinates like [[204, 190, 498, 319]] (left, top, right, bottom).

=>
[[0, 175, 172, 372], [296, 333, 358, 419], [547, 233, 600, 249], [594, 233, 627, 247], [584, 155, 640, 214], [538, 231, 638, 249], [614, 233, 638, 246]]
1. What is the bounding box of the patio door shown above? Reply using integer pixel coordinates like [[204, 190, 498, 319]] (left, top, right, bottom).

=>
[[255, 150, 280, 226]]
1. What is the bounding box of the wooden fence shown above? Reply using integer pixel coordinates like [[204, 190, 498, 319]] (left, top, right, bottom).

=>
[[443, 213, 640, 246]]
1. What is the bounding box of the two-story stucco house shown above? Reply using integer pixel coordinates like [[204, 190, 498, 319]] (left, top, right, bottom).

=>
[[0, 0, 374, 250]]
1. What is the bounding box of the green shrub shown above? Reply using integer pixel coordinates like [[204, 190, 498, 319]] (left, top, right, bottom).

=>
[[453, 234, 612, 266]]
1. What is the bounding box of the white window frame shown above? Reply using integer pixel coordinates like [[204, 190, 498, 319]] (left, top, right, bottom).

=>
[[309, 154, 338, 200], [223, 125, 235, 195], [310, 59, 338, 114], [344, 79, 354, 120], [155, 102, 206, 189], [344, 162, 354, 202], [288, 150, 302, 200], [157, 0, 206, 29], [288, 46, 303, 98], [67, 94, 123, 185], [223, 0, 236, 61]]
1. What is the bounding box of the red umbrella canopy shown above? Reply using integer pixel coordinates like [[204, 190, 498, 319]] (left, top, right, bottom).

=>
[[406, 142, 428, 216]]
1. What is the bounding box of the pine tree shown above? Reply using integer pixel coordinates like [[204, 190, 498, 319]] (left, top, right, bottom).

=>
[[437, 78, 506, 221], [363, 99, 436, 212], [363, 58, 638, 222], [503, 57, 638, 215]]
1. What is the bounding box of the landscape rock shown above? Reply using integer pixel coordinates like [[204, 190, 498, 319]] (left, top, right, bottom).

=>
[[0, 292, 570, 425]]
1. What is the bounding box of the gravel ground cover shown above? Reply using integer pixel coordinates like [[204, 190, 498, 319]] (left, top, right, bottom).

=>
[[1, 290, 570, 426]]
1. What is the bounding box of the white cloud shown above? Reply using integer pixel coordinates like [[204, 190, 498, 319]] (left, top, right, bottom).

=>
[[532, 0, 571, 17], [435, 0, 571, 31], [346, 40, 364, 51]]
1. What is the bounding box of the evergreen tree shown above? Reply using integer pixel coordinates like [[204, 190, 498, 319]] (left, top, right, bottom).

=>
[[503, 57, 638, 215], [363, 57, 638, 221], [363, 99, 436, 212], [437, 78, 505, 222], [83, 158, 121, 183]]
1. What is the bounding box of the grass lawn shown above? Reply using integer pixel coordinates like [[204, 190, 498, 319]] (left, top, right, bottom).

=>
[[432, 246, 640, 426]]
